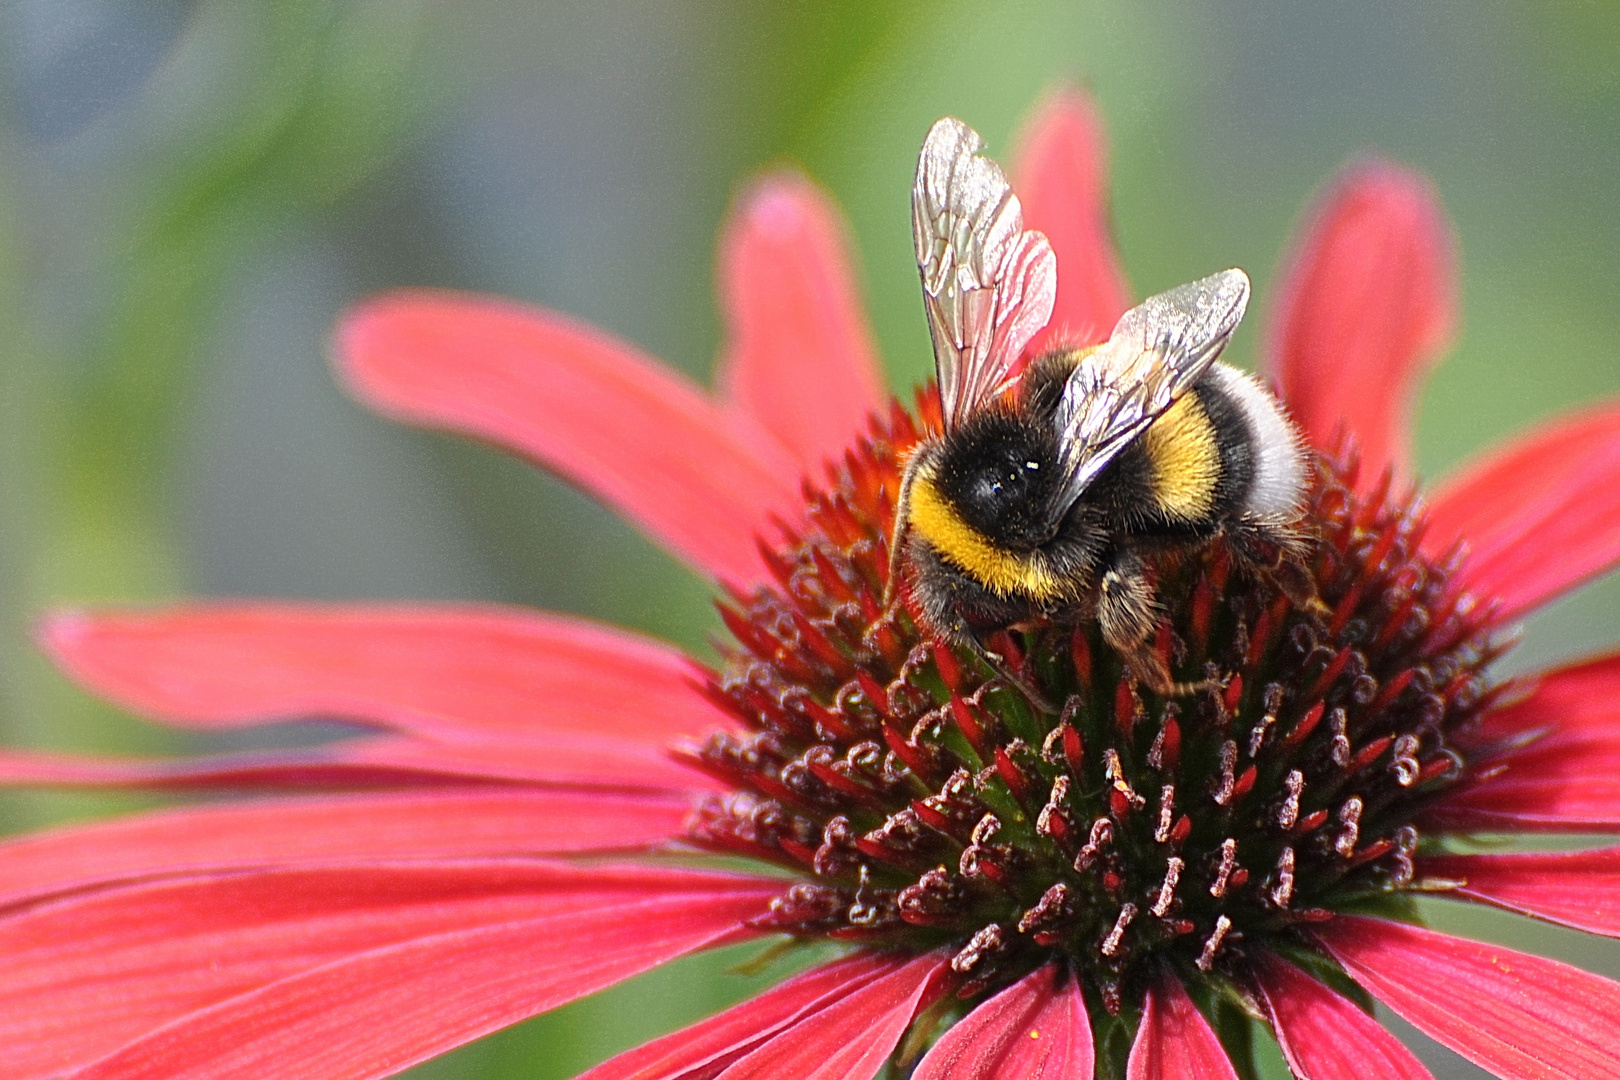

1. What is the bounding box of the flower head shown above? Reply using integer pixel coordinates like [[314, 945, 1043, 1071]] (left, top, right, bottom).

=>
[[10, 87, 1620, 1080]]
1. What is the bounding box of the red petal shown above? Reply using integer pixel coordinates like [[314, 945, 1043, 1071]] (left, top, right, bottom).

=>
[[72, 886, 771, 1080], [1265, 161, 1455, 490], [1126, 972, 1239, 1080], [914, 963, 1093, 1080], [354, 733, 706, 788], [1432, 753, 1620, 832], [1013, 86, 1130, 353], [714, 950, 950, 1080], [1421, 652, 1620, 831], [0, 744, 462, 791], [0, 731, 703, 793], [1469, 651, 1620, 747], [336, 291, 799, 584], [1319, 914, 1620, 1080], [1424, 402, 1620, 619], [0, 788, 690, 910], [576, 952, 900, 1080], [1427, 736, 1620, 832], [1252, 952, 1432, 1080], [715, 173, 886, 475], [0, 862, 774, 1080], [1418, 847, 1620, 937], [41, 604, 730, 744]]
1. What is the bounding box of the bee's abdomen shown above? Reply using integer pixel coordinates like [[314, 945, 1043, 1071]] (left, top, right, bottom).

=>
[[1200, 364, 1307, 524], [1106, 364, 1303, 534]]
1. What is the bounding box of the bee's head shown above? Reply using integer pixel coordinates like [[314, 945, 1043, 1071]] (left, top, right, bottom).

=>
[[933, 412, 1063, 550]]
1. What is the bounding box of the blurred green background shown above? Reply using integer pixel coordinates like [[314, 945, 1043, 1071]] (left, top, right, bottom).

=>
[[3, 2, 1619, 1078]]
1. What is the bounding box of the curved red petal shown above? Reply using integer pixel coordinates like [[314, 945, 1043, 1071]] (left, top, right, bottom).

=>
[[336, 291, 799, 584], [715, 173, 886, 475], [0, 862, 774, 1080], [1424, 402, 1620, 619], [1013, 86, 1131, 353], [575, 952, 900, 1080], [41, 604, 730, 745], [0, 788, 690, 910], [1126, 972, 1239, 1080], [0, 730, 705, 793], [1318, 915, 1620, 1080], [1251, 952, 1432, 1080], [1418, 847, 1620, 937], [714, 950, 950, 1080], [914, 962, 1093, 1080], [1265, 161, 1455, 489]]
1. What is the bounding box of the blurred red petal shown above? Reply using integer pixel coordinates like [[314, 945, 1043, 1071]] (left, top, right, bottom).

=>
[[1010, 91, 1127, 354], [1418, 847, 1620, 937], [1252, 952, 1432, 1080], [716, 173, 886, 475], [0, 862, 773, 1080], [714, 950, 950, 1080], [0, 729, 703, 793], [337, 291, 799, 585], [913, 963, 1092, 1080], [576, 952, 900, 1080], [1265, 161, 1455, 491], [1319, 915, 1620, 1080], [1013, 86, 1131, 353], [1424, 402, 1620, 619], [0, 788, 690, 910], [41, 604, 730, 745], [1126, 972, 1239, 1080], [0, 744, 465, 791]]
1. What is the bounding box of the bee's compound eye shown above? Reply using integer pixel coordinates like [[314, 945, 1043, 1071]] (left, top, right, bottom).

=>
[[973, 457, 1035, 503], [1003, 459, 1041, 489]]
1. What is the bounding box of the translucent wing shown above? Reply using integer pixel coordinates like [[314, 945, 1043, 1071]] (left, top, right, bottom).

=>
[[1049, 268, 1251, 523], [913, 117, 1057, 432]]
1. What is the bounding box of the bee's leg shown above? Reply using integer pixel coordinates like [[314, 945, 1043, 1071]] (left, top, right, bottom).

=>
[[1222, 519, 1328, 619], [1096, 550, 1212, 698], [933, 614, 1056, 714], [881, 453, 923, 611], [976, 637, 1058, 715]]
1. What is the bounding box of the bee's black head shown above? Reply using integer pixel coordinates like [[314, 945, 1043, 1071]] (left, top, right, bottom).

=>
[[933, 411, 1063, 550]]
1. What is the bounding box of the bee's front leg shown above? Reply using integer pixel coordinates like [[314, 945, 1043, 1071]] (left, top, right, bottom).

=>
[[1096, 549, 1212, 698], [927, 613, 1056, 714]]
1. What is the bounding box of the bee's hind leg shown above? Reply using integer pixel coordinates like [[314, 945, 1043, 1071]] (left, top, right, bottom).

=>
[[1096, 549, 1213, 698], [1221, 518, 1328, 620]]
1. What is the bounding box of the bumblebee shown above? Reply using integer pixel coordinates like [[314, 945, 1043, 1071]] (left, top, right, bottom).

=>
[[887, 118, 1310, 695]]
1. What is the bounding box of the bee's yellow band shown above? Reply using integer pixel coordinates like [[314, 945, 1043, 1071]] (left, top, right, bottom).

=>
[[908, 473, 1069, 602], [1144, 394, 1220, 521]]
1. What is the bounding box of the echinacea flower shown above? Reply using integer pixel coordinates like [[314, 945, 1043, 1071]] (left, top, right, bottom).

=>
[[6, 87, 1620, 1080]]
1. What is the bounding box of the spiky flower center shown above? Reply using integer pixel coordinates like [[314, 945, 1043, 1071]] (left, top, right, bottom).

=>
[[683, 391, 1505, 1010]]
